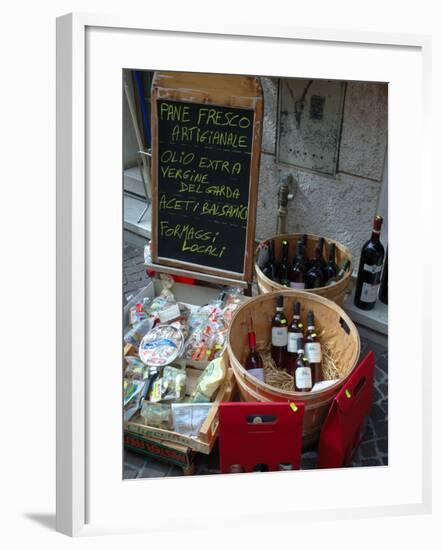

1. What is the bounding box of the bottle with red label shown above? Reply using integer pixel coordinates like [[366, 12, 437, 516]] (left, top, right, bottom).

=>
[[244, 329, 264, 381], [354, 215, 385, 310], [271, 295, 288, 371], [304, 310, 323, 385]]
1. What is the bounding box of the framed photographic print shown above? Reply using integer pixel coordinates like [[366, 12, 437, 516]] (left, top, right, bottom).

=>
[[56, 12, 432, 537]]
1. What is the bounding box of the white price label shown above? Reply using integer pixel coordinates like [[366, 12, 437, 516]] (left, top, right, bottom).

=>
[[247, 368, 265, 382], [305, 342, 322, 363], [363, 263, 383, 274], [360, 282, 380, 303], [272, 327, 288, 347], [287, 332, 303, 352], [295, 366, 312, 390]]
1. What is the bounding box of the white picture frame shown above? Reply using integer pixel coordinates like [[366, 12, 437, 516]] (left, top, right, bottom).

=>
[[56, 12, 432, 537]]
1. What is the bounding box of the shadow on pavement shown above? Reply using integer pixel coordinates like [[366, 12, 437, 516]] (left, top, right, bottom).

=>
[[24, 513, 56, 531]]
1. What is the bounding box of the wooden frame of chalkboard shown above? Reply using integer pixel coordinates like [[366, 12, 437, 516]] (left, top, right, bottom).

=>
[[150, 72, 263, 283]]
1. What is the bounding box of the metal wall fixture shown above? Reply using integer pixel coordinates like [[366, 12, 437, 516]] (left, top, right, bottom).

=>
[[276, 174, 295, 235], [277, 78, 346, 176]]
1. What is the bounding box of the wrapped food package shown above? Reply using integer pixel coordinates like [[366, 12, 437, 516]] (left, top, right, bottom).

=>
[[171, 403, 212, 437], [190, 357, 226, 403], [123, 378, 146, 422], [140, 402, 173, 430], [124, 356, 148, 380], [149, 366, 187, 403], [139, 324, 184, 367], [123, 317, 153, 347]]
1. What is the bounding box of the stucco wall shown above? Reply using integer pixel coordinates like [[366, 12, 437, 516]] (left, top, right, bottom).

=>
[[256, 77, 388, 269]]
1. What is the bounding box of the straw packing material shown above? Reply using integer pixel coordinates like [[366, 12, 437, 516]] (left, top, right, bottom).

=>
[[259, 342, 341, 393]]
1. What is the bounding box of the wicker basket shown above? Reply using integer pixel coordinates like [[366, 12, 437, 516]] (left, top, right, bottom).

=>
[[255, 233, 353, 306], [226, 290, 360, 447]]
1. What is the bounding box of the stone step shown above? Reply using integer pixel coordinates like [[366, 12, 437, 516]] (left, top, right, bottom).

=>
[[343, 284, 388, 338], [123, 193, 151, 241], [124, 166, 146, 197]]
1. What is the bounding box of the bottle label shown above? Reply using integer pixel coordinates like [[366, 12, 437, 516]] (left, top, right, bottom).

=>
[[287, 332, 303, 352], [296, 367, 312, 390], [305, 342, 322, 363], [360, 282, 380, 303], [289, 282, 305, 289], [247, 368, 265, 382], [272, 327, 288, 347], [363, 263, 382, 274]]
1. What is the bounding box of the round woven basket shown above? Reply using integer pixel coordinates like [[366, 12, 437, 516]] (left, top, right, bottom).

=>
[[226, 290, 360, 447], [255, 233, 353, 306]]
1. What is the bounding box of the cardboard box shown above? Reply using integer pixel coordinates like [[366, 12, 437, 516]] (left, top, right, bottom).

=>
[[124, 431, 195, 472]]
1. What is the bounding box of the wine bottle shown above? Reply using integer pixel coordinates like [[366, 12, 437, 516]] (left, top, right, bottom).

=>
[[304, 311, 323, 385], [301, 234, 310, 269], [294, 337, 313, 392], [354, 215, 385, 310], [317, 238, 328, 272], [379, 248, 388, 305], [327, 258, 351, 285], [279, 240, 290, 287], [324, 242, 338, 282], [288, 241, 306, 289], [271, 295, 288, 370], [244, 330, 264, 381], [262, 239, 279, 283], [286, 301, 304, 374], [305, 244, 326, 289]]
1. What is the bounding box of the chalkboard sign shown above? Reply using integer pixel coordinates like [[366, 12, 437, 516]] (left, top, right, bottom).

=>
[[151, 72, 263, 282]]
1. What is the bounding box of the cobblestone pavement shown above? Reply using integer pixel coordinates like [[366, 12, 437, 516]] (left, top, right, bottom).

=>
[[123, 243, 388, 479], [123, 243, 151, 302]]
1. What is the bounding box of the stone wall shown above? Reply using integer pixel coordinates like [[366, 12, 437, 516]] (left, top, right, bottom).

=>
[[256, 78, 388, 269]]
